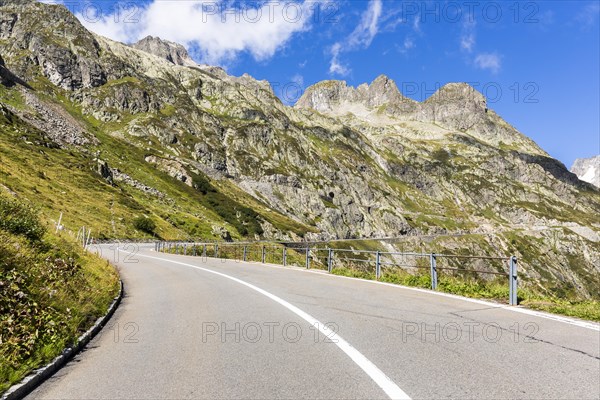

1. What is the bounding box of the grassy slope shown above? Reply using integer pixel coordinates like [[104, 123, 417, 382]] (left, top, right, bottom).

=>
[[0, 194, 119, 394], [0, 79, 315, 241]]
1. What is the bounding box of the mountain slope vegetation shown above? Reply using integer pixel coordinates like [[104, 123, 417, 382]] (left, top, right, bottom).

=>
[[0, 192, 119, 393]]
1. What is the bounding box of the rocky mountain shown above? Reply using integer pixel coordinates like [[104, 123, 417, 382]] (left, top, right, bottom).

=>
[[0, 0, 599, 299], [131, 36, 197, 67], [571, 156, 600, 188]]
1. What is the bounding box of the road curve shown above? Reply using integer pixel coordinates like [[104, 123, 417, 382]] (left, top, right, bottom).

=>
[[26, 244, 600, 399]]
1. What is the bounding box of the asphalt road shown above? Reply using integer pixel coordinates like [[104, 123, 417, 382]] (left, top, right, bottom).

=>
[[26, 244, 600, 399]]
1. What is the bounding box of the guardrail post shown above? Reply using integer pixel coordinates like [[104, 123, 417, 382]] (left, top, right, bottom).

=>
[[215, 244, 218, 258], [509, 256, 518, 306], [262, 246, 266, 264], [305, 247, 310, 269], [283, 247, 287, 266], [430, 253, 438, 290], [328, 248, 333, 273], [376, 251, 381, 280]]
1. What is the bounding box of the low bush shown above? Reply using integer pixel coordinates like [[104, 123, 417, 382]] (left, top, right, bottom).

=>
[[0, 195, 46, 242], [133, 216, 156, 235]]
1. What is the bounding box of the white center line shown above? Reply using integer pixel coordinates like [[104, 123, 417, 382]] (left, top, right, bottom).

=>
[[133, 251, 411, 400]]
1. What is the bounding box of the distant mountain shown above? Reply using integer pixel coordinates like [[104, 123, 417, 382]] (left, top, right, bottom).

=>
[[0, 0, 599, 298], [131, 36, 197, 67], [571, 156, 600, 188]]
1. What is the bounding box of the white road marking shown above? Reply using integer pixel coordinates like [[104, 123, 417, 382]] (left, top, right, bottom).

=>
[[130, 246, 600, 332], [133, 251, 411, 400], [193, 254, 600, 332]]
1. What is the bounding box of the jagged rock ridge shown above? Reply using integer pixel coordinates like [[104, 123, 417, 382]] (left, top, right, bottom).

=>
[[571, 156, 600, 188], [131, 36, 197, 67]]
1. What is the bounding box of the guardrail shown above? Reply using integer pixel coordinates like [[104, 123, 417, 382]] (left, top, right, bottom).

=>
[[155, 241, 518, 306]]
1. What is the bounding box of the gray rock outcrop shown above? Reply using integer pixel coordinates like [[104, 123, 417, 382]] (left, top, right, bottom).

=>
[[571, 156, 600, 188], [131, 36, 197, 67]]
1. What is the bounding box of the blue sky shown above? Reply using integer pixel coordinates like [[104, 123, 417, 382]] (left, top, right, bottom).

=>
[[62, 0, 599, 168]]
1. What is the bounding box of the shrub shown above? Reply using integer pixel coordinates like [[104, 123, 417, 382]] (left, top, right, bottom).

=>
[[132, 216, 156, 234], [0, 195, 46, 241], [432, 148, 451, 164]]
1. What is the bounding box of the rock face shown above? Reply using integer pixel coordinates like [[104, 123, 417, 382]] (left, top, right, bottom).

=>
[[0, 0, 107, 89], [131, 36, 197, 67], [19, 89, 96, 147], [96, 159, 114, 185], [296, 79, 543, 154], [571, 156, 600, 188], [0, 53, 13, 85], [1, 0, 600, 298], [296, 75, 415, 116]]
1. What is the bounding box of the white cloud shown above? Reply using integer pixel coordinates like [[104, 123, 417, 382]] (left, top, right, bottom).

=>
[[291, 73, 304, 87], [347, 0, 383, 48], [329, 43, 350, 76], [537, 10, 555, 29], [328, 0, 382, 76], [459, 20, 476, 53], [397, 36, 415, 54], [412, 16, 421, 34], [460, 33, 475, 53], [474, 53, 502, 74], [575, 2, 600, 27], [76, 1, 316, 66]]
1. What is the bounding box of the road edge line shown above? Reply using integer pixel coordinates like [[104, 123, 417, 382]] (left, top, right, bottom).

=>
[[1, 280, 124, 400], [136, 252, 412, 400], [166, 252, 600, 332]]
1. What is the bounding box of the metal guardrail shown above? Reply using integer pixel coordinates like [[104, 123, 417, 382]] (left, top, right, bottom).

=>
[[155, 241, 518, 306]]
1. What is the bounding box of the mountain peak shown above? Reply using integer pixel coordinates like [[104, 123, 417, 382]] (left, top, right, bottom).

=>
[[571, 155, 600, 188], [426, 82, 486, 107], [294, 80, 349, 113], [131, 36, 196, 67], [295, 76, 408, 114], [359, 74, 404, 108]]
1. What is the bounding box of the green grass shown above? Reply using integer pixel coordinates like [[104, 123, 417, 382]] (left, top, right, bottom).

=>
[[332, 265, 600, 321], [0, 194, 119, 395], [522, 299, 600, 321]]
